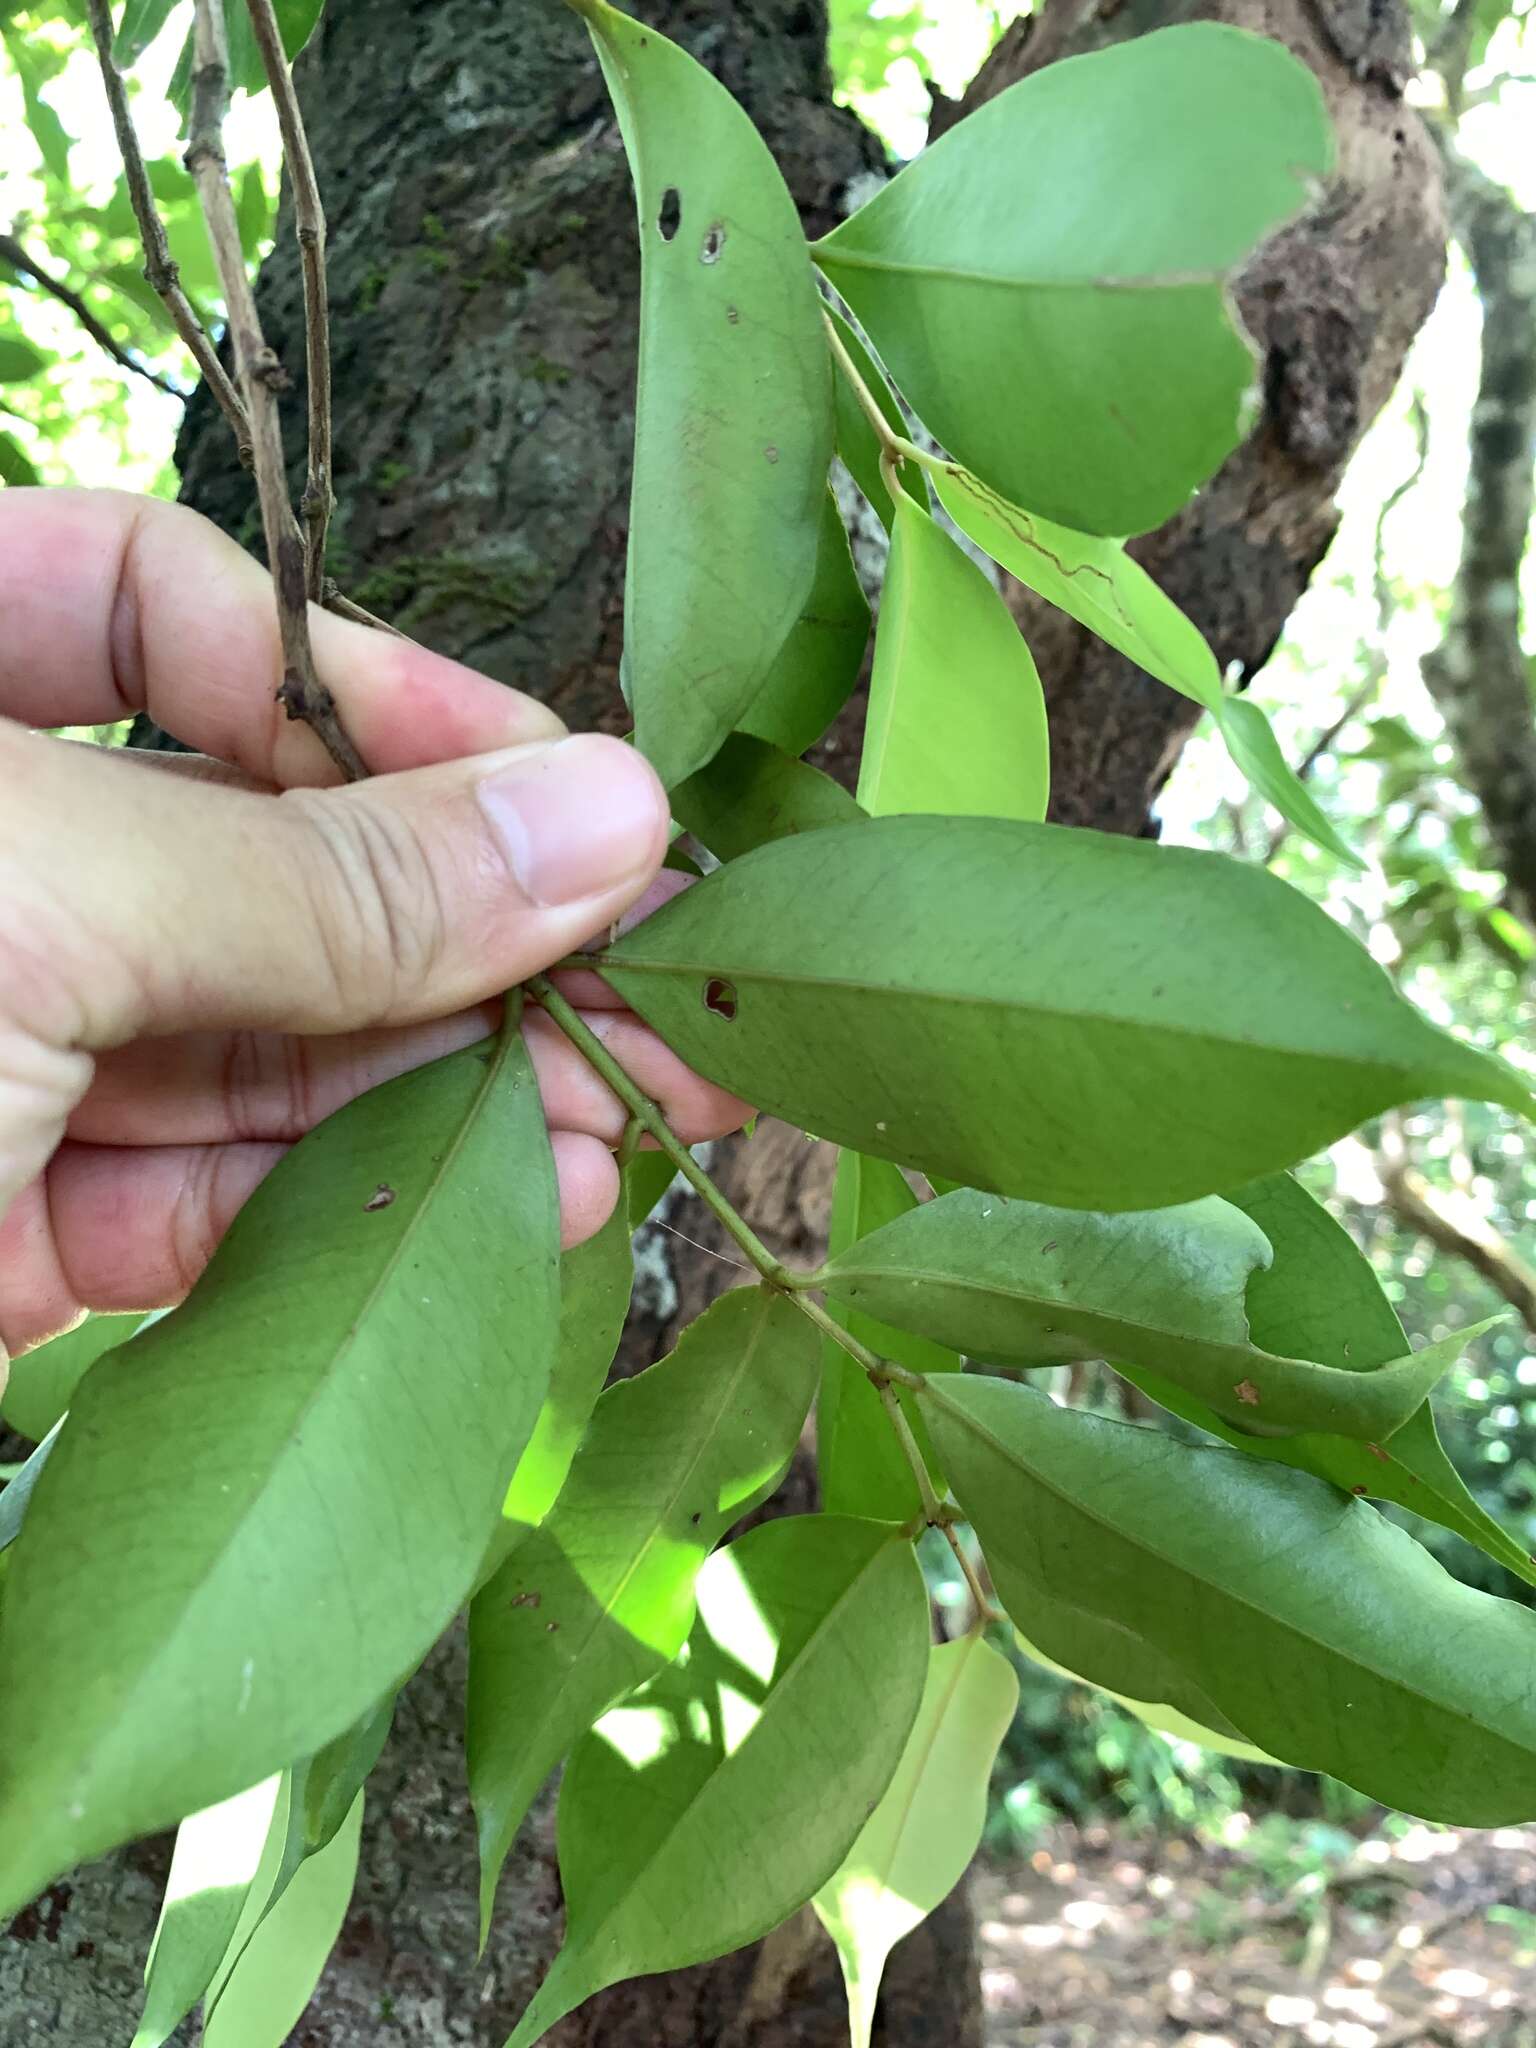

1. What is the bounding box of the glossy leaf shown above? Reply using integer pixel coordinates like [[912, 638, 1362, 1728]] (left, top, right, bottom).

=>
[[506, 1515, 930, 2046], [469, 1286, 818, 1942], [597, 817, 1533, 1211], [1011, 1629, 1275, 1767], [673, 733, 865, 864], [813, 1634, 1018, 2048], [819, 1153, 960, 1524], [579, 0, 832, 786], [932, 461, 1359, 866], [822, 1187, 1496, 1439], [132, 1776, 285, 2048], [859, 493, 1048, 823], [0, 1312, 143, 1442], [1122, 1172, 1536, 1589], [826, 305, 928, 531], [0, 1026, 560, 1916], [201, 1790, 363, 2048], [922, 1374, 1536, 1823], [738, 487, 870, 757], [815, 25, 1330, 536]]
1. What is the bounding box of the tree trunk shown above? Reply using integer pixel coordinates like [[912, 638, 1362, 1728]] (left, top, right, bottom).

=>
[[3, 0, 1443, 2041]]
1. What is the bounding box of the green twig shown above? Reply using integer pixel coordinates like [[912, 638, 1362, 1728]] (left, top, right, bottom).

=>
[[821, 307, 905, 459], [879, 1382, 944, 1521]]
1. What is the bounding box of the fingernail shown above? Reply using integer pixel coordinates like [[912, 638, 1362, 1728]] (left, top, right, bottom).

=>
[[476, 735, 665, 908]]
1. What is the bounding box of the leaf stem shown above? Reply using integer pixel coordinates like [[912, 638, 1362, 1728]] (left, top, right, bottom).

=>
[[821, 307, 905, 459], [526, 974, 793, 1289], [941, 1523, 1004, 1627]]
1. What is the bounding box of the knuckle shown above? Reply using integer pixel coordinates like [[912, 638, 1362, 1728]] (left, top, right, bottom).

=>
[[283, 792, 449, 1024]]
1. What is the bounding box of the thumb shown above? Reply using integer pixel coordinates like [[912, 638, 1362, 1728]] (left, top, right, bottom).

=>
[[2, 728, 670, 1049]]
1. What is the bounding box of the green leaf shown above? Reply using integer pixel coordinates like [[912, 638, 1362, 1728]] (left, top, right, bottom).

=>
[[1011, 1628, 1275, 1767], [506, 1514, 930, 2046], [0, 431, 40, 488], [104, 261, 177, 332], [626, 1147, 679, 1229], [1119, 1172, 1536, 1590], [132, 1775, 285, 2048], [596, 817, 1533, 1211], [931, 461, 1359, 866], [7, 36, 72, 182], [469, 1285, 818, 1944], [0, 1024, 560, 1916], [816, 25, 1330, 537], [501, 1200, 633, 1530], [825, 305, 928, 532], [0, 337, 47, 382], [672, 733, 865, 864], [921, 1374, 1536, 1823], [113, 0, 178, 66], [821, 1186, 1496, 1439], [812, 1633, 1017, 2048], [0, 1313, 143, 1441], [737, 486, 870, 757], [819, 1152, 960, 1523], [579, 0, 833, 787], [859, 492, 1048, 822], [236, 162, 270, 260], [201, 1789, 362, 2048], [0, 1424, 61, 1556]]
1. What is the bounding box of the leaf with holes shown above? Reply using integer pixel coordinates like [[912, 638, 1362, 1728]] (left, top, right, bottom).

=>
[[0, 1018, 560, 1918], [506, 1515, 930, 2046], [596, 817, 1533, 1211], [468, 1286, 818, 1944], [813, 1633, 1018, 2048], [575, 0, 832, 786], [815, 24, 1330, 535], [922, 1374, 1536, 1822]]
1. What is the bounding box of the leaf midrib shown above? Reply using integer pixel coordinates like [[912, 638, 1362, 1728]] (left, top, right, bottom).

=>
[[814, 246, 1225, 294]]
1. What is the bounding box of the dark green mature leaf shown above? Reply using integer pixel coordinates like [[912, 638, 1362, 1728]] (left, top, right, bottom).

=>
[[236, 162, 269, 261], [821, 1187, 1494, 1438], [506, 1515, 930, 2046], [1121, 1173, 1536, 1589], [0, 1025, 560, 1917], [819, 1153, 960, 1523], [132, 1776, 284, 2048], [816, 25, 1330, 536], [931, 462, 1360, 866], [469, 1286, 818, 1943], [597, 818, 1533, 1211], [922, 1375, 1536, 1823], [626, 1147, 679, 1229], [672, 733, 865, 864], [1012, 1628, 1275, 1766], [0, 337, 47, 382], [825, 305, 928, 531], [576, 0, 832, 787], [860, 494, 1048, 821], [0, 1313, 142, 1441], [738, 487, 870, 757], [0, 431, 40, 487]]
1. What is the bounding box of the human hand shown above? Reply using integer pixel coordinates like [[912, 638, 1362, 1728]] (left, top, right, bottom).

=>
[[0, 489, 748, 1374]]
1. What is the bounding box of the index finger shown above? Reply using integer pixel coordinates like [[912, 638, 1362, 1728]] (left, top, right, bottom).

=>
[[0, 488, 566, 785]]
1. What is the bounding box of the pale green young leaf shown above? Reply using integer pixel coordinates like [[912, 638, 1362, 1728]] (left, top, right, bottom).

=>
[[578, 0, 832, 786], [0, 1026, 560, 1917], [859, 494, 1048, 823], [201, 1790, 362, 2048], [825, 305, 928, 531], [1011, 1629, 1276, 1767], [921, 1375, 1536, 1823], [816, 25, 1330, 535], [738, 487, 871, 757], [468, 1286, 818, 1944], [819, 1152, 960, 1524], [506, 1515, 930, 2047], [813, 1634, 1018, 2048], [931, 462, 1360, 866], [131, 1776, 284, 2048], [0, 1312, 143, 1442], [596, 818, 1533, 1212], [673, 733, 865, 864], [821, 1187, 1498, 1439]]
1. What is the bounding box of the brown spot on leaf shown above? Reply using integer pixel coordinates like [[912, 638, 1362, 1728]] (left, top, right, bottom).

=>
[[704, 977, 737, 1019], [545, 1620, 560, 1633], [1351, 1484, 1369, 1495], [363, 1183, 396, 1213], [1041, 1241, 1058, 1254], [690, 1511, 701, 1525], [1366, 1443, 1389, 1462], [1234, 1380, 1261, 1407], [701, 223, 725, 264], [764, 444, 779, 464], [726, 305, 740, 324], [510, 1590, 541, 1610]]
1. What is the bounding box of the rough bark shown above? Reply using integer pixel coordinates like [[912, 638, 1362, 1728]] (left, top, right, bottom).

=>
[[6, 0, 1444, 2039], [1421, 150, 1536, 933], [929, 0, 1446, 835]]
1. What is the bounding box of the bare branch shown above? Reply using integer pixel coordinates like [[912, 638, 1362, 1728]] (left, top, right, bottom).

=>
[[242, 0, 333, 600], [0, 231, 182, 397], [186, 0, 365, 782], [1376, 1120, 1536, 1339], [321, 581, 404, 637], [82, 0, 251, 462]]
